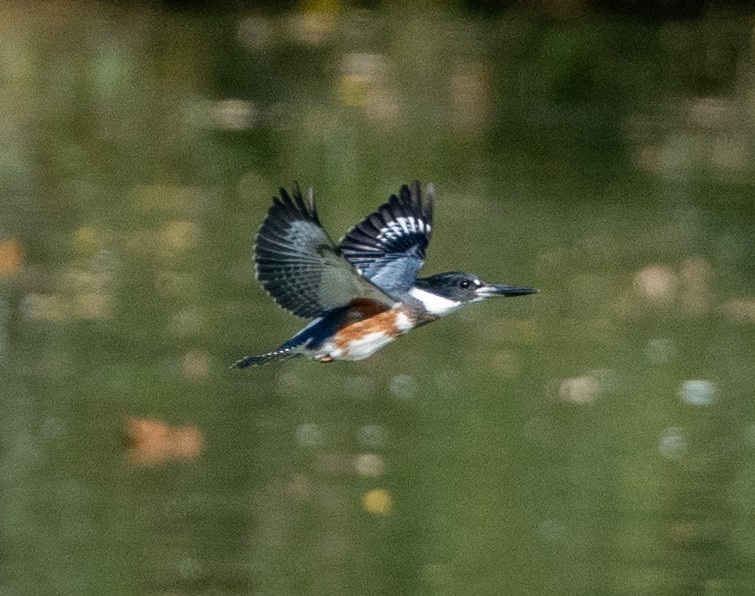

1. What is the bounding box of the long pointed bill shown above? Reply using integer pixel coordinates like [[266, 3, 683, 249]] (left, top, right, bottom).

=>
[[475, 284, 538, 298]]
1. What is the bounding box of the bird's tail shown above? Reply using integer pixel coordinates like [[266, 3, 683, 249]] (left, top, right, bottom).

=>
[[231, 346, 303, 369]]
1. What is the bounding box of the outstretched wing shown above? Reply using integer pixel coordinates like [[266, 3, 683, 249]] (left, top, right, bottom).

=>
[[339, 181, 434, 296], [254, 184, 396, 319]]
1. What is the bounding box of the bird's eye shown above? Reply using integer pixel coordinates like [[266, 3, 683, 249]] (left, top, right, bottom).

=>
[[460, 280, 471, 289]]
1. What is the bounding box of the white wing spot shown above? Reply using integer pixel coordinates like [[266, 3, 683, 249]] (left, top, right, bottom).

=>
[[377, 217, 427, 243]]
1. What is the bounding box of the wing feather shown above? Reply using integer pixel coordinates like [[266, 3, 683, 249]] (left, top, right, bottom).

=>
[[254, 183, 396, 318], [339, 181, 434, 296]]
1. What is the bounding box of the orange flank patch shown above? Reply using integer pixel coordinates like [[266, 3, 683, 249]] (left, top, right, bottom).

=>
[[334, 305, 402, 351], [342, 298, 391, 324]]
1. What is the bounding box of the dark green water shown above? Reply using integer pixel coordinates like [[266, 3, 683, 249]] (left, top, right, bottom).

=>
[[1, 4, 755, 595]]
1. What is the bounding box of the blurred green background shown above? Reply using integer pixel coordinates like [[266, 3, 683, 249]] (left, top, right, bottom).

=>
[[1, 1, 755, 594]]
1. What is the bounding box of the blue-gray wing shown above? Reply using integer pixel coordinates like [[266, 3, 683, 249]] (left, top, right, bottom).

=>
[[254, 184, 396, 319], [339, 181, 434, 296]]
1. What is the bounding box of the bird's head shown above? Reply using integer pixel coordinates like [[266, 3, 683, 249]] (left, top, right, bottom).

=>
[[410, 271, 537, 316]]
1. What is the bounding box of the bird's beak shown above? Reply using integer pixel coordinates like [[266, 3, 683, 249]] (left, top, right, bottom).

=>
[[476, 284, 538, 298]]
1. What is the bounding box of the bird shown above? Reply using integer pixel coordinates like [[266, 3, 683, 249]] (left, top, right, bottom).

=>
[[232, 181, 536, 368]]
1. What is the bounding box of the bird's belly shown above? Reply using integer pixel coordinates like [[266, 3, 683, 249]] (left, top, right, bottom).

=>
[[320, 331, 398, 361], [316, 308, 414, 361]]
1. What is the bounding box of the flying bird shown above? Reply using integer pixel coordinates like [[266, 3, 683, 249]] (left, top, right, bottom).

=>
[[233, 182, 536, 368]]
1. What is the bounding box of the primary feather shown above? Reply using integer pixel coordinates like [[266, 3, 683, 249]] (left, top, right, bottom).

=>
[[340, 181, 434, 296], [254, 184, 396, 319]]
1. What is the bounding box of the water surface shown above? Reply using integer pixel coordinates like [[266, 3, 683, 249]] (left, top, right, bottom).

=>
[[1, 4, 754, 594]]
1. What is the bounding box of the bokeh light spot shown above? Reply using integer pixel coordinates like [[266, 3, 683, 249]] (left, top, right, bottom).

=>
[[721, 298, 755, 324], [22, 293, 68, 322], [679, 379, 716, 406], [538, 518, 567, 542], [389, 374, 415, 399], [658, 427, 686, 460], [178, 557, 201, 580], [0, 238, 23, 275], [558, 375, 600, 404], [357, 424, 386, 448], [635, 265, 676, 301], [211, 99, 257, 130], [73, 292, 110, 320], [71, 226, 103, 258], [125, 417, 204, 466], [354, 453, 385, 478], [646, 338, 675, 364], [181, 350, 210, 380], [296, 423, 323, 447], [237, 16, 272, 51], [159, 220, 199, 255], [362, 489, 392, 516]]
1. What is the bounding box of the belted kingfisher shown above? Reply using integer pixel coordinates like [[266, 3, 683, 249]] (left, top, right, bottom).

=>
[[233, 181, 536, 368]]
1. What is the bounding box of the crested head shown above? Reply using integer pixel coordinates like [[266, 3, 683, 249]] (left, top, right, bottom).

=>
[[409, 271, 537, 316]]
